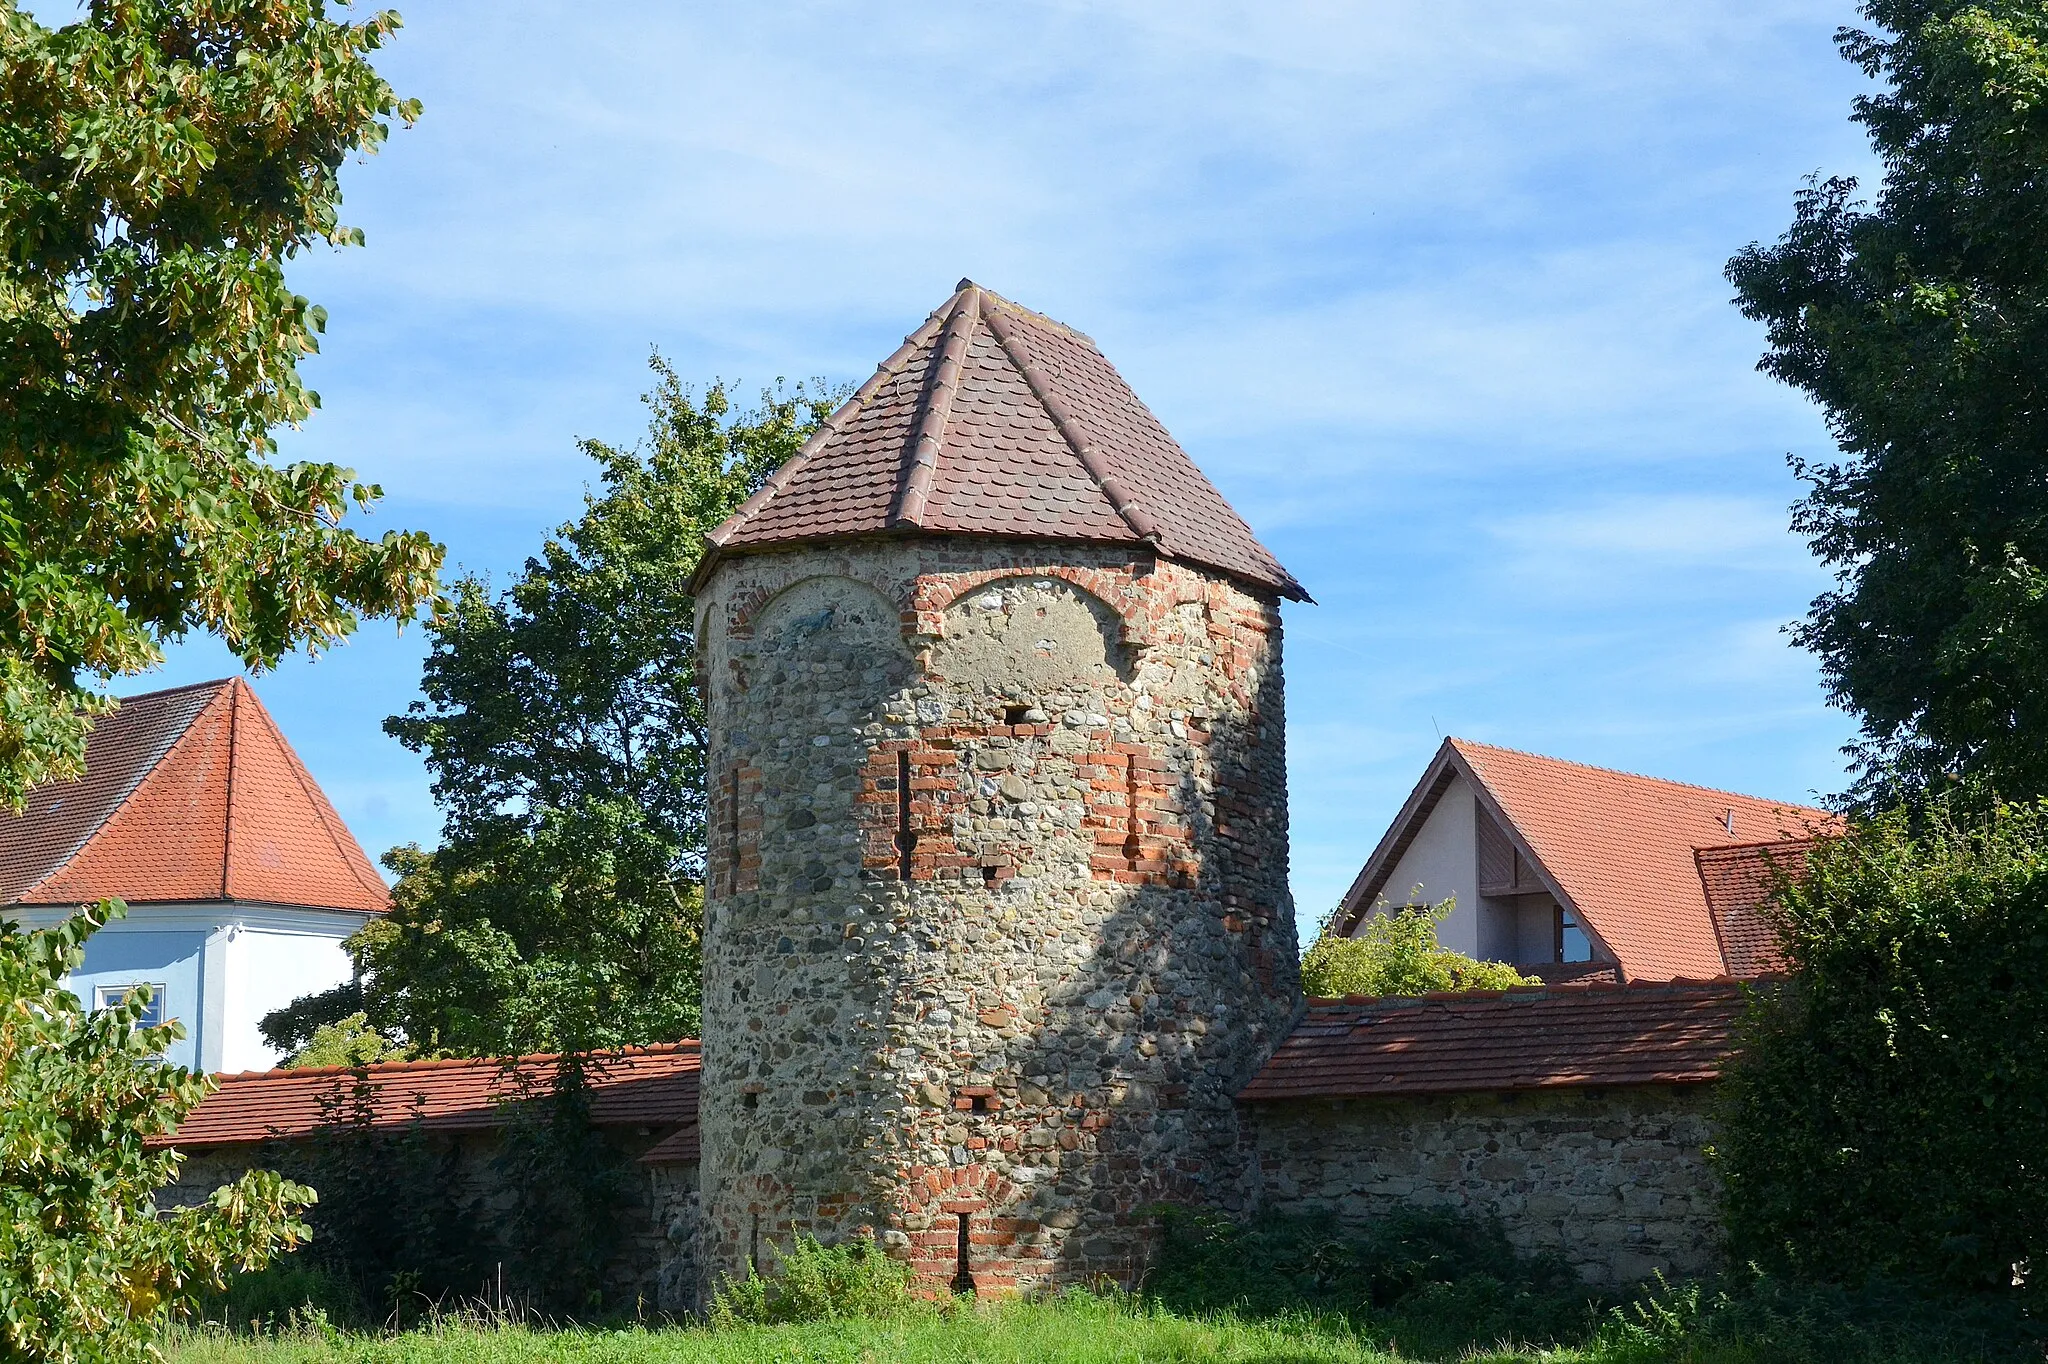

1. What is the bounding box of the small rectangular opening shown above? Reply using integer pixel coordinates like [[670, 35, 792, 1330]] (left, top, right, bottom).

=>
[[951, 1212, 976, 1295], [742, 1090, 759, 1110], [1003, 704, 1031, 727], [896, 752, 917, 880], [969, 1093, 990, 1113]]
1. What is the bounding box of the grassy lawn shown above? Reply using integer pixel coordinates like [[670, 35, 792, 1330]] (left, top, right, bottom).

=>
[[167, 1296, 1593, 1364]]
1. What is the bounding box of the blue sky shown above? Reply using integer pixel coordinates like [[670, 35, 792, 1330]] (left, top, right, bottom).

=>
[[96, 1, 1877, 934]]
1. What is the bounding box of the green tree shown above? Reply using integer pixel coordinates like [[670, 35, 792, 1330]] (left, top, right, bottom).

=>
[[0, 0, 442, 807], [1, 902, 314, 1363], [1300, 897, 1536, 999], [1716, 794, 2048, 1295], [265, 363, 836, 1057], [1729, 0, 2048, 804]]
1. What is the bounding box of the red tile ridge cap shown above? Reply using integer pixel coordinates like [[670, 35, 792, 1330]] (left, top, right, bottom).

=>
[[694, 296, 958, 584], [209, 1039, 703, 1083], [1695, 835, 1832, 857], [1447, 737, 1832, 817], [95, 677, 239, 706], [892, 284, 981, 528], [1302, 976, 1749, 1009], [228, 678, 390, 910], [978, 291, 1163, 545]]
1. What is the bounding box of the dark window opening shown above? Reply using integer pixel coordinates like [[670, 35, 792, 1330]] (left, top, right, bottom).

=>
[[951, 1212, 976, 1295], [742, 1090, 759, 1110], [896, 752, 917, 879], [1003, 704, 1031, 726], [1556, 905, 1592, 963], [749, 1213, 761, 1275], [981, 864, 999, 886], [969, 1093, 990, 1113]]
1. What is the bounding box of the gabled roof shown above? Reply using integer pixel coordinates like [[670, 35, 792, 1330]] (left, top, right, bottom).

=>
[[1239, 980, 1745, 1103], [162, 1043, 700, 1150], [700, 280, 1307, 601], [1695, 840, 1811, 979], [1338, 739, 1830, 981], [0, 678, 388, 914]]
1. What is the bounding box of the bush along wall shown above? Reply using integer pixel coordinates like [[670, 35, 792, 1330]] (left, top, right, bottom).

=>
[[247, 1061, 631, 1324], [1715, 792, 2048, 1301]]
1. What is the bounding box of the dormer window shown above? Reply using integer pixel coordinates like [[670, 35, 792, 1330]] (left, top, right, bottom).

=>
[[1556, 908, 1591, 963]]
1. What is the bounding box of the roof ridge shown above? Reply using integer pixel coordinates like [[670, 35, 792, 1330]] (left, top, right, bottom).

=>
[[892, 285, 981, 527], [703, 295, 960, 561], [1695, 836, 1825, 859], [1304, 977, 1746, 1009], [229, 679, 389, 907], [14, 680, 235, 903], [212, 1039, 704, 1083], [99, 677, 240, 705], [966, 280, 1099, 347], [1449, 737, 1831, 815], [979, 293, 1162, 544]]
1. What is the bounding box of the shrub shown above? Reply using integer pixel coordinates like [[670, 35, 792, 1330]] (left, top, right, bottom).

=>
[[0, 902, 314, 1364], [1300, 896, 1535, 999], [709, 1232, 924, 1326], [1715, 792, 2048, 1297], [1147, 1205, 1595, 1353]]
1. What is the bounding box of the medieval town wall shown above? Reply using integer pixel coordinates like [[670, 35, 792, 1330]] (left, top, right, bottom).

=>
[[1248, 1085, 1723, 1286], [694, 537, 1299, 1297]]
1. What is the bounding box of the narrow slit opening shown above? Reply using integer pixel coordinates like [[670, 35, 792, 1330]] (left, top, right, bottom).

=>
[[896, 751, 916, 880], [951, 1212, 976, 1295], [749, 1213, 761, 1275], [727, 766, 743, 894]]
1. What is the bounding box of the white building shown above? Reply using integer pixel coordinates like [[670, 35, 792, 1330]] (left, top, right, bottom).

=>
[[1334, 738, 1829, 982], [0, 678, 387, 1072]]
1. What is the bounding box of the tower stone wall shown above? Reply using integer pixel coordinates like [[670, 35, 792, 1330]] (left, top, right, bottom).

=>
[[695, 537, 1298, 1295]]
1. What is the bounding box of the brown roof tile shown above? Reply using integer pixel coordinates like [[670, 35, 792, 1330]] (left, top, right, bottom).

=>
[[703, 281, 1306, 601], [163, 1043, 700, 1148], [0, 679, 388, 914], [1695, 840, 1812, 978], [1239, 980, 1746, 1103]]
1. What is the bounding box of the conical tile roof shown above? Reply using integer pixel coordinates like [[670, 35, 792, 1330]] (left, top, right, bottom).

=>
[[0, 678, 388, 914], [704, 281, 1307, 600]]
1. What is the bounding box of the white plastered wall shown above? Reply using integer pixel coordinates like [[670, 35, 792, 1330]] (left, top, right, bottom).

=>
[[1347, 772, 1485, 957], [218, 906, 368, 1073]]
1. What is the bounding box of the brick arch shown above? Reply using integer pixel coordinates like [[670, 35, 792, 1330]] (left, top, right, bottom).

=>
[[891, 1164, 1046, 1295], [725, 570, 909, 643], [911, 565, 1145, 644]]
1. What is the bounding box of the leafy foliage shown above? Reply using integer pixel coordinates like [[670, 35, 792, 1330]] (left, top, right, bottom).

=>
[[256, 1075, 474, 1329], [0, 0, 442, 808], [484, 1059, 630, 1317], [1715, 792, 2048, 1296], [1148, 1206, 1595, 1356], [0, 901, 314, 1364], [282, 1013, 409, 1070], [262, 363, 834, 1059], [1300, 897, 1537, 999], [710, 1233, 924, 1327], [1728, 0, 2048, 804]]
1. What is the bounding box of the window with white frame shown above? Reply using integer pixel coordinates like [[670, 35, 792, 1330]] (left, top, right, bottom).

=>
[[95, 982, 166, 1030]]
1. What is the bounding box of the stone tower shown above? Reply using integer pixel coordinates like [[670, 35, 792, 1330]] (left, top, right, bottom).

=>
[[690, 281, 1308, 1296]]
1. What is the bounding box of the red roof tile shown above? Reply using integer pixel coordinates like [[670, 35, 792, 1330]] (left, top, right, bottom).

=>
[[164, 1043, 700, 1148], [1695, 840, 1812, 978], [0, 679, 388, 914], [1339, 739, 1831, 981], [702, 281, 1307, 601], [1239, 980, 1746, 1103]]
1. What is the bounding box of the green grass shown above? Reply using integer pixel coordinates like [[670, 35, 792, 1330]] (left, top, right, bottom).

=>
[[168, 1294, 1572, 1364]]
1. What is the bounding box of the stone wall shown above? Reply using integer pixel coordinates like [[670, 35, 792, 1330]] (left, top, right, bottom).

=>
[[696, 537, 1299, 1297], [1248, 1085, 1721, 1285], [162, 1138, 700, 1316]]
